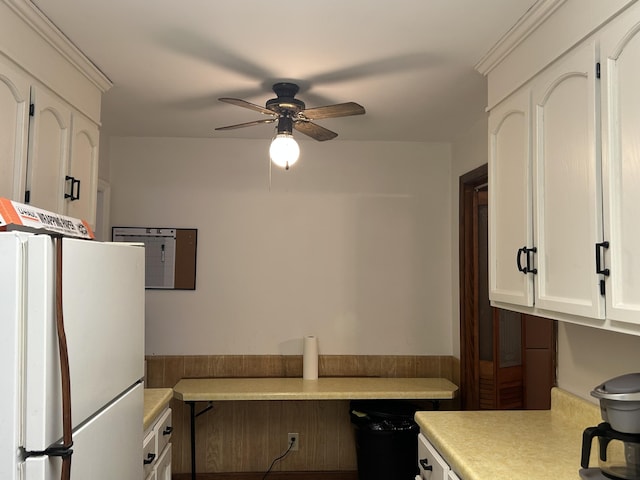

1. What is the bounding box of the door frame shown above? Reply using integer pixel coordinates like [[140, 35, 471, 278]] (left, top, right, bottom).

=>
[[459, 164, 488, 410]]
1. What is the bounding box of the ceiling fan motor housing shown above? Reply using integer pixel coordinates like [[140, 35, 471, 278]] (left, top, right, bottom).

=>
[[266, 82, 306, 114], [272, 82, 300, 98]]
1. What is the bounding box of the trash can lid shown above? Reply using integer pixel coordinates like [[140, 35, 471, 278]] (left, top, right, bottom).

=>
[[350, 400, 418, 420], [366, 419, 420, 432]]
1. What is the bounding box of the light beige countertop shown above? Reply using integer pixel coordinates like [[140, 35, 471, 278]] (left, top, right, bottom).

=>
[[143, 388, 173, 431], [173, 377, 458, 401], [415, 387, 602, 480]]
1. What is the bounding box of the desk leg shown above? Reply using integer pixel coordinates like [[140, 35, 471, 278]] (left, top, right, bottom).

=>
[[188, 401, 196, 480], [186, 401, 214, 480]]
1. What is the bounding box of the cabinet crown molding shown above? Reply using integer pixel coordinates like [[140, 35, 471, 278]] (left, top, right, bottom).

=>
[[475, 0, 567, 76], [2, 0, 112, 92]]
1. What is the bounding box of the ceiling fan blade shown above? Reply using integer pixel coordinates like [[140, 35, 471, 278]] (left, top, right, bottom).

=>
[[294, 121, 338, 141], [215, 118, 276, 131], [302, 102, 365, 120], [219, 97, 276, 116]]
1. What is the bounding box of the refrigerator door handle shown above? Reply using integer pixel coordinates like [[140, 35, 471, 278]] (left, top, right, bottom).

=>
[[24, 444, 74, 458], [24, 443, 73, 480], [55, 238, 74, 480]]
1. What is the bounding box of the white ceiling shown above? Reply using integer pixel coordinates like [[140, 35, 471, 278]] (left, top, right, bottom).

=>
[[32, 0, 537, 143]]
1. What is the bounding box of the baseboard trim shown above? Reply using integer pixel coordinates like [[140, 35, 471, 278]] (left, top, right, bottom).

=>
[[172, 472, 358, 480]]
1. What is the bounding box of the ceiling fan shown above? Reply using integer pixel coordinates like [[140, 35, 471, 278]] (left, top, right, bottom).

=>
[[215, 82, 366, 141]]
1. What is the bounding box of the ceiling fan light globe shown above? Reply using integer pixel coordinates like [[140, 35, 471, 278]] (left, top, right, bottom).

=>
[[270, 134, 300, 169]]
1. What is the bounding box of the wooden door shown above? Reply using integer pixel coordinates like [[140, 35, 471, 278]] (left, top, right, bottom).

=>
[[477, 189, 523, 410]]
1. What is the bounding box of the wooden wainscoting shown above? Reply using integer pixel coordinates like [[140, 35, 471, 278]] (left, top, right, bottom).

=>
[[146, 354, 459, 475], [173, 472, 358, 480]]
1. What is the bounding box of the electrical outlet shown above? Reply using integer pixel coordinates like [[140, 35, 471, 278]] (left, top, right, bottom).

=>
[[288, 433, 299, 451]]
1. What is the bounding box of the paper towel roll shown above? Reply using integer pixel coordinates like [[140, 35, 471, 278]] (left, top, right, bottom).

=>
[[303, 335, 318, 380]]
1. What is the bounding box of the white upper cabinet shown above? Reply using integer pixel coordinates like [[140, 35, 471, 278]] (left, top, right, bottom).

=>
[[26, 88, 100, 227], [488, 89, 534, 307], [531, 40, 605, 319], [0, 0, 110, 229], [0, 60, 101, 228], [26, 86, 71, 214], [0, 55, 30, 202], [66, 113, 99, 224], [490, 41, 606, 322], [600, 8, 640, 326], [485, 0, 640, 334]]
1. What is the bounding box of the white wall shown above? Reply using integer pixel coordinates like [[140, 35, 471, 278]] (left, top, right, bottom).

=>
[[106, 128, 640, 399], [109, 137, 452, 356], [558, 322, 640, 402]]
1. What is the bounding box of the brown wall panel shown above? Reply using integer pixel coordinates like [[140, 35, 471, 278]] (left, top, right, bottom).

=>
[[145, 354, 458, 474]]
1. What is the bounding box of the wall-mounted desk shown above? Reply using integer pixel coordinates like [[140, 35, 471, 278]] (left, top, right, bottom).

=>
[[173, 377, 458, 480]]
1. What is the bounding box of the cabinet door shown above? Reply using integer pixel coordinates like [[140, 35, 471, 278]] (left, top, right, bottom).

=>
[[418, 434, 449, 480], [601, 9, 640, 325], [26, 86, 70, 214], [532, 40, 605, 319], [143, 430, 156, 478], [154, 442, 171, 480], [67, 113, 99, 226], [154, 408, 172, 461], [0, 56, 30, 202], [488, 89, 534, 307]]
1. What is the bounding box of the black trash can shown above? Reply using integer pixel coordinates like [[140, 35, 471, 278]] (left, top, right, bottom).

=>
[[350, 400, 420, 480]]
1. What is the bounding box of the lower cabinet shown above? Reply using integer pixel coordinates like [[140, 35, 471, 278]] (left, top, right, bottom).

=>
[[417, 433, 461, 480], [143, 407, 173, 480], [154, 442, 172, 480]]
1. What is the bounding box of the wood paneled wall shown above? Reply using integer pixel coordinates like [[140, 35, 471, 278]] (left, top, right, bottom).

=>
[[145, 355, 459, 475]]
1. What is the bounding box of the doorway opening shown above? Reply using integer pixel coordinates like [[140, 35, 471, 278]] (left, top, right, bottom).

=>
[[459, 165, 556, 410]]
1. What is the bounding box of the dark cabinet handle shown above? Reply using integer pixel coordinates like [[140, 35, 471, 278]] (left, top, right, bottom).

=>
[[163, 426, 173, 436], [419, 458, 433, 471], [516, 246, 537, 274], [143, 453, 156, 465], [595, 241, 610, 276], [516, 247, 525, 272], [73, 177, 80, 201], [64, 176, 81, 201]]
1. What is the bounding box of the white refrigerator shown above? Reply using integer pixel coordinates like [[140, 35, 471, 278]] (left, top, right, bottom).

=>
[[0, 231, 145, 480]]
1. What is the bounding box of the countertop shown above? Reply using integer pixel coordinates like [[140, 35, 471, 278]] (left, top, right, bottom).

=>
[[415, 388, 602, 480], [173, 377, 458, 401], [143, 388, 173, 431]]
